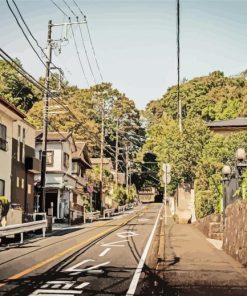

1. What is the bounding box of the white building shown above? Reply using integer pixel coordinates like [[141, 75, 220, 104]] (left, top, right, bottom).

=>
[[35, 132, 91, 223]]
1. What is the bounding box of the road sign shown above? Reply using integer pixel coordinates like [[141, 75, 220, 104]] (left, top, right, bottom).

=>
[[162, 174, 171, 184], [162, 163, 171, 173]]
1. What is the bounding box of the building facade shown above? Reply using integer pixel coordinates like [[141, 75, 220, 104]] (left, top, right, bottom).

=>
[[0, 97, 38, 215], [35, 132, 92, 223]]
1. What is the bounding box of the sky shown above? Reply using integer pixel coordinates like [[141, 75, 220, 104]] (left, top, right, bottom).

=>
[[1, 0, 247, 109]]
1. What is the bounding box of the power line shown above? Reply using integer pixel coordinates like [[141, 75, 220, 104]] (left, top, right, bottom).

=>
[[8, 0, 67, 88], [6, 0, 47, 69], [51, 0, 70, 18], [72, 0, 104, 82], [62, 0, 77, 17], [60, 0, 97, 84], [70, 23, 90, 87], [72, 0, 85, 17], [78, 22, 97, 84]]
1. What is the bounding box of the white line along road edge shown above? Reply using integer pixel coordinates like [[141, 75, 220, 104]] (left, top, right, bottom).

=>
[[126, 204, 163, 296]]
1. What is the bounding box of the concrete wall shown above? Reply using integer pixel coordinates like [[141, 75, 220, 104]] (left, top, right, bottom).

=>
[[223, 199, 247, 267], [174, 184, 196, 223]]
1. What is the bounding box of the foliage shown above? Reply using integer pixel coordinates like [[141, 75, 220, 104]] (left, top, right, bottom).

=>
[[111, 186, 128, 205], [143, 70, 247, 217], [0, 59, 39, 111], [195, 132, 247, 217]]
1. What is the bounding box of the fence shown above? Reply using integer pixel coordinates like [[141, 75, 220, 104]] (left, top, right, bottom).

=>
[[0, 220, 47, 244]]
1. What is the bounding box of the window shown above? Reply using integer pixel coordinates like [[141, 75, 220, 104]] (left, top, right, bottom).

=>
[[39, 150, 54, 165], [28, 184, 32, 194], [72, 162, 80, 175], [16, 177, 20, 188], [46, 151, 54, 166], [17, 125, 21, 161], [63, 152, 69, 169], [22, 128, 25, 163], [21, 178, 24, 189], [0, 124, 7, 151], [0, 179, 5, 195]]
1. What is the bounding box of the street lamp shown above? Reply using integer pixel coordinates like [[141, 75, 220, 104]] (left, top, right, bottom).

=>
[[221, 148, 247, 212]]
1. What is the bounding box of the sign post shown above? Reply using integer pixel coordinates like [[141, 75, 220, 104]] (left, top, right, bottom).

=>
[[162, 163, 171, 225]]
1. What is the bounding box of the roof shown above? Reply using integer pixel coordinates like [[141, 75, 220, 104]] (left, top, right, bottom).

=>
[[207, 118, 247, 128], [72, 142, 91, 168], [36, 131, 72, 141], [0, 97, 25, 119]]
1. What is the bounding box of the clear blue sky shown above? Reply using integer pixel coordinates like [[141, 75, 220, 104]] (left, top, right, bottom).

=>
[[1, 0, 247, 109]]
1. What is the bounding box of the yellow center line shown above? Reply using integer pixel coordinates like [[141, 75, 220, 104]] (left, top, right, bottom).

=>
[[0, 208, 144, 288]]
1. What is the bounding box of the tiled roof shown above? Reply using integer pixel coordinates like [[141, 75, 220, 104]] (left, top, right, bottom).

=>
[[0, 97, 25, 119], [36, 131, 71, 141], [207, 118, 247, 128]]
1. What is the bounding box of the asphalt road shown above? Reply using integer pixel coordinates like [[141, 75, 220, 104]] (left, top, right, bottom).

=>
[[0, 203, 162, 296]]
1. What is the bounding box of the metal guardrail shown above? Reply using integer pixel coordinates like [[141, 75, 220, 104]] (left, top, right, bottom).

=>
[[83, 211, 100, 223], [103, 208, 115, 218], [118, 205, 126, 213], [0, 220, 47, 244]]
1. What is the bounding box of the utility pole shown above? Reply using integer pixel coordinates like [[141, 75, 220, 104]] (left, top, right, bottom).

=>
[[100, 95, 105, 211], [115, 118, 119, 187], [40, 19, 87, 213], [177, 0, 182, 132], [40, 20, 52, 212], [125, 143, 129, 196]]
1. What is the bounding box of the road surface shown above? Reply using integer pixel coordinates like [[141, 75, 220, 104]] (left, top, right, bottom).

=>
[[0, 203, 162, 296]]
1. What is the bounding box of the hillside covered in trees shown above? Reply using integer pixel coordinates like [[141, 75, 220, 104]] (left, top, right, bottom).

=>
[[142, 71, 247, 218]]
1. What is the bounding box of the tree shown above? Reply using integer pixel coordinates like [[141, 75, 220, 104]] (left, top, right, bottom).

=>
[[0, 59, 39, 111]]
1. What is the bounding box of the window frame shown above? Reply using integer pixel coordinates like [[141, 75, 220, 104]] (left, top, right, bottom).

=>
[[0, 179, 5, 196], [63, 152, 70, 169], [0, 123, 7, 151]]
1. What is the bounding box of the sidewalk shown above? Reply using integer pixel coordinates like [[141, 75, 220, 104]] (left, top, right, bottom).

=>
[[140, 206, 247, 296]]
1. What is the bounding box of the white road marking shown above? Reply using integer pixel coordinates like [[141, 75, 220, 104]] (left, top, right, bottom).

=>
[[41, 281, 74, 289], [101, 240, 128, 247], [117, 231, 139, 238], [64, 259, 110, 275], [29, 289, 82, 295], [75, 282, 90, 289], [126, 205, 163, 296], [207, 238, 223, 250], [99, 248, 111, 257], [137, 218, 150, 222]]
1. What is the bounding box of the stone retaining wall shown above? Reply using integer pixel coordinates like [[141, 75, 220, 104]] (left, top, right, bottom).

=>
[[194, 213, 223, 240], [223, 199, 247, 267]]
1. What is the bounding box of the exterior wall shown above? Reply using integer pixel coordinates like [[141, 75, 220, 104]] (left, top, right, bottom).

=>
[[223, 199, 247, 267], [0, 111, 13, 202], [194, 213, 223, 240], [35, 142, 63, 172], [11, 121, 36, 214], [209, 127, 247, 137]]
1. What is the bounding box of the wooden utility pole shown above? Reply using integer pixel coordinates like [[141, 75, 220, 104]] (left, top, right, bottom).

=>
[[100, 96, 105, 211], [177, 0, 182, 132], [115, 118, 119, 187], [125, 143, 129, 196], [40, 20, 52, 212]]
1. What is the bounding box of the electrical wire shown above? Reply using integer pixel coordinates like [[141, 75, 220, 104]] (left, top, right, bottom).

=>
[[8, 0, 67, 88], [72, 0, 104, 82], [70, 23, 90, 87], [78, 22, 97, 84], [51, 0, 70, 18], [62, 0, 77, 17]]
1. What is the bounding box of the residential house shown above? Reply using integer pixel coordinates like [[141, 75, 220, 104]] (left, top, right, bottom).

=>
[[35, 132, 92, 223], [0, 97, 39, 214], [207, 118, 247, 136], [71, 142, 92, 220]]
